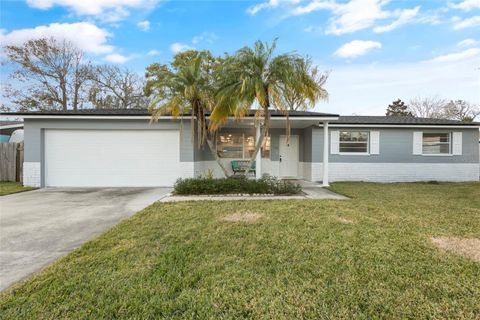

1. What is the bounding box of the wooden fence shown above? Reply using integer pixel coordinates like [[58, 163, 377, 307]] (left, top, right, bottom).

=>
[[0, 142, 24, 182]]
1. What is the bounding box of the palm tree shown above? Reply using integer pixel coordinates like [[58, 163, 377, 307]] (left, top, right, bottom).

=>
[[145, 51, 229, 177], [210, 40, 327, 176], [283, 58, 329, 111]]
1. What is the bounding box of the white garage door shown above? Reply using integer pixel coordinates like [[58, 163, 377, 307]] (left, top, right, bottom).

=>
[[45, 130, 181, 187]]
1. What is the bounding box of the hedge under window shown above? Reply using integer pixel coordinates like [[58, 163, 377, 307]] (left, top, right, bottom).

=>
[[339, 131, 369, 153], [422, 133, 451, 154]]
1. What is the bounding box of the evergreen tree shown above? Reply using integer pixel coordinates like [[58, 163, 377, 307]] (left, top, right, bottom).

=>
[[386, 99, 413, 116]]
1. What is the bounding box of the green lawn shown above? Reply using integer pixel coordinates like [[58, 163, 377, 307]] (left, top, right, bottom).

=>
[[1, 183, 479, 319], [0, 182, 35, 196]]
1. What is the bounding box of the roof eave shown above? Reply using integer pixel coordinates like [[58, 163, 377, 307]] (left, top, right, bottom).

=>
[[327, 123, 480, 128], [18, 114, 340, 121]]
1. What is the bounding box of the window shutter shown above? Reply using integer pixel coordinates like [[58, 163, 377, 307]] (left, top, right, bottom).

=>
[[452, 132, 462, 155], [413, 131, 423, 155], [330, 131, 339, 154], [370, 131, 380, 154]]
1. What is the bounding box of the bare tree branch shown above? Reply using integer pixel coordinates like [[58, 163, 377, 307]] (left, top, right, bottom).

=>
[[2, 37, 91, 111]]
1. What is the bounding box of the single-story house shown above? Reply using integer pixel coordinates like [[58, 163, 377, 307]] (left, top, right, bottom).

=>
[[6, 109, 480, 188]]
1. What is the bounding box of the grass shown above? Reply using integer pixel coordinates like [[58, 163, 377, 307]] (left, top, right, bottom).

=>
[[0, 182, 35, 196], [1, 182, 479, 319]]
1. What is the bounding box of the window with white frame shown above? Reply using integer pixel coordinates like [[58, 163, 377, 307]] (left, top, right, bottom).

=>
[[339, 131, 369, 153], [216, 133, 270, 159], [422, 133, 451, 154]]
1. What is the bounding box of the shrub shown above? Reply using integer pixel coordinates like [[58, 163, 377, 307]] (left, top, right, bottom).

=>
[[174, 176, 302, 195]]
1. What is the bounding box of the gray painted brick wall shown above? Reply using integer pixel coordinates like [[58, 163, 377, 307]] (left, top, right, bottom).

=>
[[310, 127, 479, 163], [23, 119, 479, 170], [24, 119, 193, 162]]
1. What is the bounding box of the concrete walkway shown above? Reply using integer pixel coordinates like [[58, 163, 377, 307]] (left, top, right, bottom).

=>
[[0, 187, 171, 292]]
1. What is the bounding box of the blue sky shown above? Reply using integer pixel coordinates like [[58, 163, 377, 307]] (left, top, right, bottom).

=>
[[1, 0, 479, 115]]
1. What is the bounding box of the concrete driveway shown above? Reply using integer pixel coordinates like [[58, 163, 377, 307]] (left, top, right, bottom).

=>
[[0, 187, 171, 292]]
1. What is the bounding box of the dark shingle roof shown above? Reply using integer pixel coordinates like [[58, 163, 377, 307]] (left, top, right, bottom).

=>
[[332, 116, 480, 126], [3, 109, 479, 126], [3, 109, 339, 118]]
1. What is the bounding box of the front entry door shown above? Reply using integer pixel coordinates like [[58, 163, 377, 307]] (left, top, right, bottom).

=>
[[279, 135, 299, 178]]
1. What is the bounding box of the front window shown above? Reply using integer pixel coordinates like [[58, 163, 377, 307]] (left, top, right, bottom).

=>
[[217, 133, 270, 159], [422, 133, 451, 154], [340, 131, 369, 153]]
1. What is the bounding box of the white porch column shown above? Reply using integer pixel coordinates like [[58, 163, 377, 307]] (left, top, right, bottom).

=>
[[255, 123, 262, 179], [322, 121, 329, 187]]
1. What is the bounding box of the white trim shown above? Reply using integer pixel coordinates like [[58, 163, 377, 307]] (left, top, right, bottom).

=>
[[269, 117, 339, 121], [17, 115, 479, 128], [413, 131, 423, 155], [330, 131, 339, 154], [339, 152, 371, 156], [19, 115, 339, 121], [370, 131, 380, 155], [420, 154, 454, 157], [322, 121, 329, 187], [0, 124, 23, 129], [327, 124, 480, 129], [255, 124, 262, 179], [452, 132, 462, 155], [21, 115, 162, 120]]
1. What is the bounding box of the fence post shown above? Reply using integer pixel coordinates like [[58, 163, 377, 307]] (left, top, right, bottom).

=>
[[16, 142, 24, 183]]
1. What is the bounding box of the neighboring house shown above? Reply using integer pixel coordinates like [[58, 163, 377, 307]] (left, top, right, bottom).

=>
[[5, 109, 480, 188], [0, 121, 24, 142]]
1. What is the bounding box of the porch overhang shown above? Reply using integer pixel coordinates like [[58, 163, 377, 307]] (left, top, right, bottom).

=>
[[211, 116, 339, 129]]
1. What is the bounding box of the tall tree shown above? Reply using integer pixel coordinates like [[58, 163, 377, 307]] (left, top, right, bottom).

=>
[[145, 50, 229, 176], [2, 37, 91, 111], [89, 65, 148, 109], [283, 59, 329, 111], [443, 100, 480, 122], [408, 96, 447, 118], [386, 99, 412, 116], [211, 40, 327, 176]]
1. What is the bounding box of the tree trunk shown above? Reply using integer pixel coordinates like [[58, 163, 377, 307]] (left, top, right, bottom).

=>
[[72, 81, 79, 111], [244, 104, 270, 177], [60, 78, 68, 111], [206, 137, 230, 178]]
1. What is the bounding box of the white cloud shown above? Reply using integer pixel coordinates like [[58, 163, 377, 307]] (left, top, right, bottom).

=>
[[334, 40, 382, 58], [453, 15, 480, 29], [373, 6, 420, 33], [247, 0, 280, 15], [104, 53, 131, 63], [457, 38, 479, 47], [290, 0, 424, 35], [137, 20, 150, 31], [0, 22, 114, 54], [147, 49, 160, 56], [192, 32, 218, 45], [429, 47, 480, 62], [26, 0, 159, 22], [290, 0, 335, 15], [448, 0, 480, 11], [170, 42, 194, 53], [247, 0, 303, 15], [318, 55, 480, 116], [328, 0, 393, 35]]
